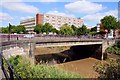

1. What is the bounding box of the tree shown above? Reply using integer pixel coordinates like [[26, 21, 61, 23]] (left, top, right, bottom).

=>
[[12, 25, 27, 34], [1, 27, 9, 33], [89, 26, 98, 35], [43, 23, 54, 34], [1, 25, 27, 34], [117, 20, 120, 29], [60, 24, 74, 35], [71, 25, 78, 35], [17, 25, 27, 34], [80, 24, 88, 35], [34, 23, 58, 34], [52, 28, 58, 34], [34, 24, 43, 34], [90, 26, 97, 32], [101, 15, 118, 32]]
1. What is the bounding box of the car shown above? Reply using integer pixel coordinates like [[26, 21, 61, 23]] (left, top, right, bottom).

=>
[[23, 34, 34, 38]]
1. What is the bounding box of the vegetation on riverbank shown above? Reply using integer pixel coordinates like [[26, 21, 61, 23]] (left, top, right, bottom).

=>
[[94, 43, 120, 79], [5, 55, 80, 79], [94, 58, 120, 79], [106, 43, 120, 55]]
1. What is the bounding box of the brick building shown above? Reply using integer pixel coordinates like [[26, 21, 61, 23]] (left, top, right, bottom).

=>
[[20, 14, 83, 33]]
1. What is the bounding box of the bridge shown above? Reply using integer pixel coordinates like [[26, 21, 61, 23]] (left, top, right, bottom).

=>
[[1, 36, 117, 61]]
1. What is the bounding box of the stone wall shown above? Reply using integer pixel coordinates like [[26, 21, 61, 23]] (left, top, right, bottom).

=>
[[1, 43, 30, 59]]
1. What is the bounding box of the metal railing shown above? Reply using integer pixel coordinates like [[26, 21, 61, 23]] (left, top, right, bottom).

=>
[[0, 52, 21, 80], [0, 34, 102, 42]]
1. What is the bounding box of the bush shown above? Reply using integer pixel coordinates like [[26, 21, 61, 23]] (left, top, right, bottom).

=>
[[94, 58, 120, 79], [7, 55, 33, 78], [106, 44, 120, 55], [6, 55, 80, 79]]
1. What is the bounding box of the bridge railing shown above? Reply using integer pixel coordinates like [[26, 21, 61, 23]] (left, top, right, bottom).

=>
[[0, 34, 103, 42]]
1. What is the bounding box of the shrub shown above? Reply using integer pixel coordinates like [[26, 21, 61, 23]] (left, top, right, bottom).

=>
[[106, 44, 120, 55], [6, 55, 80, 79], [94, 58, 120, 80]]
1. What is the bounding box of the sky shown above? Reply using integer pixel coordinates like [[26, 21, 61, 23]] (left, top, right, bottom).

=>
[[0, 0, 119, 28]]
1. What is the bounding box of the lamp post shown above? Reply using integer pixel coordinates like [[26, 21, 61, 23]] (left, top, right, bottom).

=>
[[8, 23, 12, 41]]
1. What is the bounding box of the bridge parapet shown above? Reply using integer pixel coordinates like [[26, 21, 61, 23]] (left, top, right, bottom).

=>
[[101, 40, 116, 60], [102, 40, 115, 53]]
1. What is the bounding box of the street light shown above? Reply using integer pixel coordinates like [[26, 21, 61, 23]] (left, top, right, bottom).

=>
[[8, 23, 12, 41]]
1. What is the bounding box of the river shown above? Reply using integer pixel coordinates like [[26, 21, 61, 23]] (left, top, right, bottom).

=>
[[34, 46, 100, 78]]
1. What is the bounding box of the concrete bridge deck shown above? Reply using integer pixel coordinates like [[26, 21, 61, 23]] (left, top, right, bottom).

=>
[[1, 38, 103, 46]]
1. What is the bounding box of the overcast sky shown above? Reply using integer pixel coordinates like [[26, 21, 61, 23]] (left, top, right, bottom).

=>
[[0, 0, 119, 28]]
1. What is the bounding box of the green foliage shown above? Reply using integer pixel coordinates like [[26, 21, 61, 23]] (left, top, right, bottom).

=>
[[90, 26, 97, 32], [52, 28, 58, 34], [34, 23, 57, 34], [43, 23, 54, 34], [60, 24, 74, 35], [1, 25, 27, 34], [6, 55, 80, 79], [94, 58, 120, 79], [32, 65, 80, 78], [117, 20, 120, 29], [71, 25, 78, 35], [33, 23, 92, 36], [106, 44, 120, 55], [34, 24, 43, 34], [78, 24, 90, 35], [14, 25, 27, 34], [81, 24, 87, 34], [101, 15, 118, 32], [1, 27, 9, 33], [89, 31, 97, 35], [7, 55, 32, 78]]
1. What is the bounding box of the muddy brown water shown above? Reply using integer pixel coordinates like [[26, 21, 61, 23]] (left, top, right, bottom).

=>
[[56, 57, 100, 78], [34, 46, 100, 78]]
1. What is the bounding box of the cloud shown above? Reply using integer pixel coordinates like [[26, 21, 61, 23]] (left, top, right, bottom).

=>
[[46, 11, 75, 18], [20, 16, 33, 20], [1, 2, 39, 14], [1, 0, 58, 2], [82, 9, 118, 25], [65, 0, 105, 14], [39, 0, 58, 2], [1, 0, 22, 2], [2, 0, 119, 2], [0, 12, 13, 22]]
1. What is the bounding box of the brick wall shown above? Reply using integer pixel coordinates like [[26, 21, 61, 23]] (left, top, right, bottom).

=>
[[36, 14, 43, 24]]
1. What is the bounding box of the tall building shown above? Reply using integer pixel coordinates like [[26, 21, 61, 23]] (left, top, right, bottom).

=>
[[20, 14, 83, 33], [20, 17, 36, 33]]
